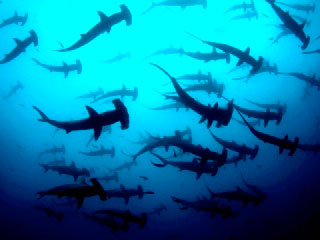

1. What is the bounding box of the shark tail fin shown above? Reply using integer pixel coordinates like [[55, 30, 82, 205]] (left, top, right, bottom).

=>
[[33, 106, 50, 122], [251, 145, 259, 160], [112, 98, 129, 130], [302, 36, 310, 50], [111, 146, 115, 158], [120, 4, 132, 26], [132, 87, 138, 101], [90, 178, 106, 200], [76, 60, 82, 74], [29, 30, 38, 46]]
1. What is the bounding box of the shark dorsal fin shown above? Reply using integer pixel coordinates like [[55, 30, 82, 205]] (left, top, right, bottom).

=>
[[70, 161, 76, 168], [245, 47, 250, 55], [98, 11, 108, 21], [14, 11, 18, 17], [120, 184, 126, 191], [62, 61, 67, 67], [86, 106, 99, 119], [122, 85, 126, 91], [101, 145, 104, 150], [214, 102, 218, 109], [236, 186, 243, 192], [284, 135, 288, 141], [14, 38, 22, 45]]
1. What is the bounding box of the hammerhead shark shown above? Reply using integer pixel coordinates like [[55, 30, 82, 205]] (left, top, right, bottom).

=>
[[231, 9, 258, 21], [40, 161, 90, 181], [225, 0, 255, 14], [40, 145, 65, 156], [33, 205, 63, 222], [245, 99, 287, 115], [147, 204, 167, 216], [182, 48, 231, 63], [303, 49, 320, 55], [79, 145, 115, 158], [3, 81, 23, 99], [82, 212, 129, 232], [38, 178, 106, 209], [58, 5, 132, 52], [150, 152, 220, 179], [177, 70, 212, 82], [279, 72, 320, 89], [276, 2, 316, 15], [209, 130, 259, 160], [91, 85, 138, 103], [143, 46, 183, 61], [77, 88, 104, 101], [183, 79, 225, 97], [96, 172, 119, 183], [104, 185, 154, 204], [237, 110, 299, 156], [110, 160, 137, 172], [265, 0, 310, 50], [0, 11, 28, 28], [33, 98, 129, 140], [0, 30, 38, 64], [94, 209, 147, 228], [147, 101, 188, 112], [104, 51, 131, 63], [186, 33, 264, 73], [232, 61, 278, 81], [32, 58, 82, 78], [141, 0, 207, 15], [151, 64, 234, 128], [46, 158, 66, 166]]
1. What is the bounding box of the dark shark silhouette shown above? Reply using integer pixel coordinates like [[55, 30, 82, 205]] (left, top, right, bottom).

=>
[[32, 58, 82, 78], [104, 185, 154, 204], [181, 79, 225, 97], [46, 158, 66, 166], [209, 130, 259, 160], [3, 81, 23, 99], [297, 143, 320, 155], [110, 160, 137, 172], [303, 49, 320, 55], [0, 30, 38, 64], [91, 85, 138, 103], [0, 11, 28, 28], [265, 0, 310, 50], [40, 161, 90, 181], [276, 2, 316, 15], [38, 178, 106, 209], [33, 205, 63, 222], [225, 0, 255, 14], [79, 145, 115, 158], [147, 101, 188, 112], [237, 110, 299, 156], [151, 64, 234, 128], [177, 70, 212, 82], [143, 46, 183, 61], [58, 5, 132, 52], [231, 9, 258, 21], [96, 172, 119, 183], [186, 33, 264, 73], [82, 212, 129, 232], [77, 88, 104, 101], [40, 145, 65, 156], [245, 99, 287, 115], [33, 98, 129, 140], [182, 48, 231, 63], [141, 0, 207, 15], [279, 72, 320, 89], [147, 204, 167, 216], [104, 51, 131, 63]]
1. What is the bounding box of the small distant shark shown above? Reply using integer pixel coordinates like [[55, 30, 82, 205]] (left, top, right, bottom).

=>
[[278, 72, 320, 90], [0, 30, 38, 64], [182, 48, 231, 63], [209, 130, 259, 160], [232, 61, 278, 81], [186, 33, 264, 74], [233, 118, 261, 127], [104, 51, 131, 63], [141, 0, 207, 15], [104, 185, 154, 204], [3, 81, 23, 99], [276, 2, 316, 15], [86, 125, 112, 146], [40, 145, 65, 156], [231, 9, 258, 21], [147, 101, 188, 112], [32, 59, 82, 78], [237, 110, 299, 156], [33, 205, 63, 222], [40, 161, 90, 181], [265, 0, 310, 50], [147, 204, 167, 216], [225, 0, 255, 14], [46, 158, 66, 166], [77, 88, 104, 102], [245, 99, 287, 115], [38, 178, 106, 209], [0, 11, 28, 28], [177, 70, 212, 82], [93, 209, 147, 228], [110, 160, 137, 172], [58, 5, 132, 52], [151, 64, 234, 128], [96, 172, 119, 183], [82, 212, 129, 232], [33, 98, 129, 140], [297, 143, 320, 155], [182, 79, 225, 97], [91, 85, 138, 103], [143, 46, 183, 61], [303, 49, 320, 55], [79, 145, 115, 158]]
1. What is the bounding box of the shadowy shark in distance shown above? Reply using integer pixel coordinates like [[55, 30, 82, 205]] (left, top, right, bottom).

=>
[[96, 172, 119, 184], [104, 185, 154, 204], [152, 64, 234, 128], [32, 59, 82, 78], [46, 157, 66, 166], [40, 161, 90, 181], [91, 85, 138, 103], [147, 101, 188, 112], [110, 160, 137, 172], [245, 99, 287, 115], [77, 88, 104, 102], [33, 205, 63, 222], [104, 51, 131, 63], [209, 130, 259, 160], [0, 11, 28, 28], [143, 46, 183, 61], [276, 2, 316, 15], [224, 0, 255, 14], [0, 30, 38, 64], [278, 72, 320, 90], [141, 0, 207, 15], [303, 49, 320, 55], [181, 48, 231, 63], [186, 33, 264, 73], [231, 9, 258, 21], [82, 212, 129, 232], [265, 0, 310, 50], [40, 145, 65, 156], [232, 61, 278, 81], [237, 110, 299, 156], [38, 178, 106, 209], [147, 203, 167, 216], [79, 145, 115, 158], [58, 5, 132, 52], [33, 98, 129, 140], [3, 81, 23, 99], [177, 70, 212, 82]]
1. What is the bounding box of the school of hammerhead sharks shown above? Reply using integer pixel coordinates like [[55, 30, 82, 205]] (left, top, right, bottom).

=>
[[1, 0, 320, 236]]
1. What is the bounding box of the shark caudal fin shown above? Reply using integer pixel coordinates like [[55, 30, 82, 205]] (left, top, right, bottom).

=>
[[33, 106, 50, 122], [76, 60, 82, 74], [21, 13, 28, 26], [120, 4, 132, 26], [29, 30, 38, 46], [90, 178, 107, 201], [250, 145, 259, 160], [112, 98, 129, 130], [132, 87, 138, 101], [289, 137, 299, 156], [110, 146, 115, 158], [301, 36, 310, 50]]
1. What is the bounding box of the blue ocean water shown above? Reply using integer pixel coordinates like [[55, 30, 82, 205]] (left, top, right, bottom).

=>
[[0, 0, 320, 239]]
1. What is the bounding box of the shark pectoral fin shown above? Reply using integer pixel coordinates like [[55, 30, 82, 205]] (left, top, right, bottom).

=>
[[196, 171, 202, 180], [199, 116, 206, 123], [77, 197, 84, 209], [264, 119, 268, 127], [207, 119, 213, 128], [14, 38, 22, 45], [94, 126, 102, 141], [64, 71, 69, 78], [237, 58, 244, 66]]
